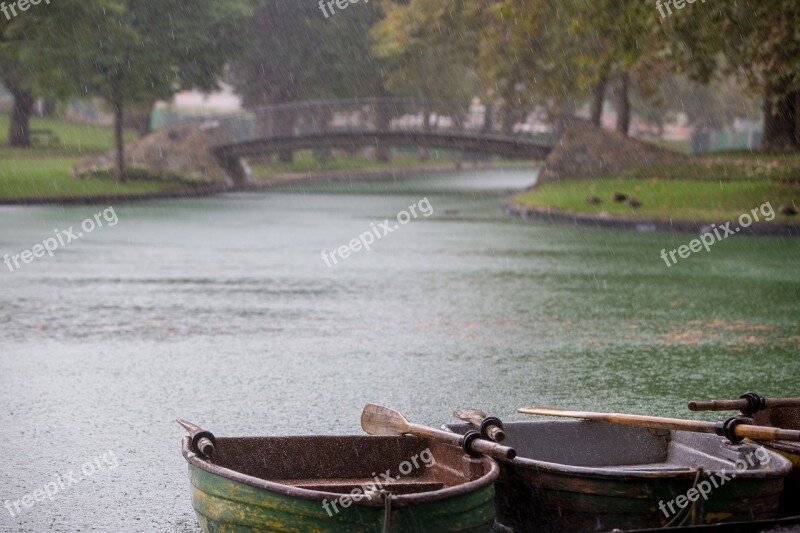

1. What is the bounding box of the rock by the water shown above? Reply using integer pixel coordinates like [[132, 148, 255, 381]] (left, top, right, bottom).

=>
[[537, 118, 683, 185], [586, 196, 602, 205], [613, 193, 628, 202], [779, 203, 798, 216], [72, 122, 251, 188]]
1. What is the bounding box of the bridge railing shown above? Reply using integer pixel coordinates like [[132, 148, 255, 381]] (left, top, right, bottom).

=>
[[158, 97, 562, 149]]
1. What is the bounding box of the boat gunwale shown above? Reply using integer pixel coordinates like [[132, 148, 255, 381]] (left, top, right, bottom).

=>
[[181, 436, 500, 508], [443, 421, 793, 481], [755, 439, 800, 455]]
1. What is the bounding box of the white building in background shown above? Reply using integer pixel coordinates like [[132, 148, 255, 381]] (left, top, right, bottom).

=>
[[157, 83, 243, 113]]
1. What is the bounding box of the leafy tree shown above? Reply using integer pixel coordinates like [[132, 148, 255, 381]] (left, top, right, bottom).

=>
[[232, 0, 386, 161], [660, 0, 800, 151], [0, 1, 109, 146], [476, 0, 565, 131], [558, 0, 659, 134], [14, 0, 256, 178], [372, 0, 552, 133], [372, 0, 480, 105], [630, 72, 761, 133]]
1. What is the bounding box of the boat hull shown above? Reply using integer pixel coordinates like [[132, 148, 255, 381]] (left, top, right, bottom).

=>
[[753, 407, 800, 516], [182, 435, 498, 532], [446, 420, 792, 533]]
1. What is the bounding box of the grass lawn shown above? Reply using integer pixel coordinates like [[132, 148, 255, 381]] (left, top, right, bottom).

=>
[[515, 156, 800, 222], [0, 115, 185, 201]]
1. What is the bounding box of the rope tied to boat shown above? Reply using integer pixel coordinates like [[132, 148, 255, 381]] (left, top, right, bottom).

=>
[[363, 486, 394, 531], [663, 468, 703, 529], [380, 490, 393, 533]]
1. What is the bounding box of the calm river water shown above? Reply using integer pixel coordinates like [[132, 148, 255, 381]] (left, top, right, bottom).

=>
[[0, 169, 798, 531]]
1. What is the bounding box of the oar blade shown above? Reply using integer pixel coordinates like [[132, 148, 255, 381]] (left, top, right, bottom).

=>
[[176, 418, 198, 434], [454, 408, 488, 422], [361, 403, 410, 436]]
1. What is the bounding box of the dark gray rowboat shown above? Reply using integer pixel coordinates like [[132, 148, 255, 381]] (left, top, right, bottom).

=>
[[444, 420, 793, 533], [751, 406, 800, 516]]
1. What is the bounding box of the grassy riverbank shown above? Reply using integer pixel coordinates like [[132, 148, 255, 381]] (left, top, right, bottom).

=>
[[0, 116, 188, 201], [515, 154, 800, 222]]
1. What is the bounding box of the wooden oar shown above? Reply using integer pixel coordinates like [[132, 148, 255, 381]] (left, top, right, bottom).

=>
[[689, 397, 800, 412], [361, 404, 516, 460], [518, 407, 800, 442], [453, 408, 506, 442]]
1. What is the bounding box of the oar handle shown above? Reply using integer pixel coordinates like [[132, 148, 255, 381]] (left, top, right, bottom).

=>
[[458, 412, 506, 442], [407, 422, 516, 460], [469, 437, 516, 460], [361, 404, 517, 461], [484, 423, 506, 443], [733, 424, 800, 442], [689, 395, 800, 413], [519, 407, 800, 442], [195, 436, 216, 457], [690, 399, 753, 411]]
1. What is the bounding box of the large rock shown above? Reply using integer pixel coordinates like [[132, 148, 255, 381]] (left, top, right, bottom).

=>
[[72, 122, 251, 187], [537, 118, 683, 185]]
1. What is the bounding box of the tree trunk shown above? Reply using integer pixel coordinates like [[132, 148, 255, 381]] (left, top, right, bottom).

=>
[[615, 71, 630, 136], [590, 75, 607, 127], [795, 92, 800, 148], [127, 101, 154, 138], [40, 99, 57, 118], [7, 85, 34, 147], [482, 102, 494, 133], [275, 107, 295, 163], [113, 99, 126, 182], [762, 81, 798, 152], [501, 101, 516, 136]]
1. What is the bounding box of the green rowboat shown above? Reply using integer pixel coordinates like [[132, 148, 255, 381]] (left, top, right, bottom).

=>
[[181, 430, 498, 532]]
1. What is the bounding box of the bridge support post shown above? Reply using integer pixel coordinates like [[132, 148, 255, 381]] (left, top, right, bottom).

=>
[[374, 99, 391, 163], [217, 155, 253, 189]]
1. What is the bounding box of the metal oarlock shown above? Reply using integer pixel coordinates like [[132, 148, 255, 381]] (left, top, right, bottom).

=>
[[715, 417, 746, 444], [460, 430, 484, 458], [738, 392, 768, 416], [177, 419, 217, 457]]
